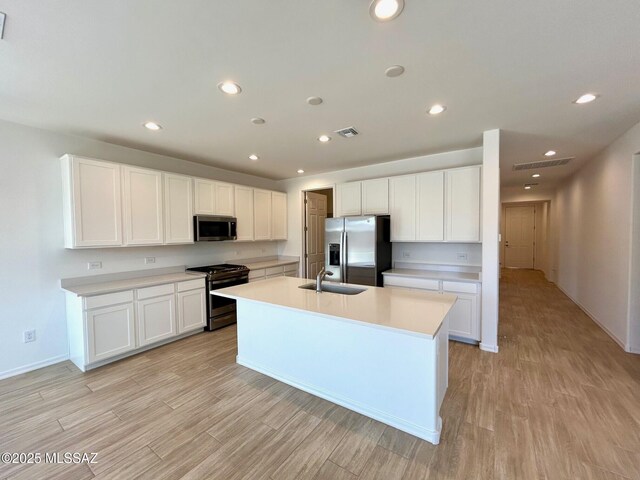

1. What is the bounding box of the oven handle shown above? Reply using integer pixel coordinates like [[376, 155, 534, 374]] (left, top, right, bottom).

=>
[[209, 276, 248, 286]]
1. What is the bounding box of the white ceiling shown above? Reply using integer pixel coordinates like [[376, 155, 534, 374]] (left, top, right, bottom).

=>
[[0, 1, 639, 183]]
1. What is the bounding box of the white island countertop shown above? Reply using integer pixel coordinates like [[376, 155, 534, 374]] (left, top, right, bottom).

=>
[[214, 276, 456, 338]]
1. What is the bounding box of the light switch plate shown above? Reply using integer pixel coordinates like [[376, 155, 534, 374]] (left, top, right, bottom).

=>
[[457, 253, 468, 261], [144, 257, 156, 264], [88, 261, 102, 270]]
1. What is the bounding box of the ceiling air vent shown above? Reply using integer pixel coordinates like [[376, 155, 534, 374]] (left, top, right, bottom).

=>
[[335, 126, 359, 138], [513, 157, 574, 171], [513, 157, 575, 170]]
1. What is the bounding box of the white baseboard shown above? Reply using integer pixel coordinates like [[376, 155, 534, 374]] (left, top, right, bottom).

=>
[[0, 354, 69, 381], [556, 284, 628, 351], [237, 356, 442, 445], [479, 343, 499, 353]]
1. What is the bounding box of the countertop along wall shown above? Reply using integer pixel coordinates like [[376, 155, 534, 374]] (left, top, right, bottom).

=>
[[0, 119, 282, 378], [553, 120, 640, 352]]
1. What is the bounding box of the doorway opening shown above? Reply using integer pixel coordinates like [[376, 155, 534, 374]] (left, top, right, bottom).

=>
[[500, 200, 552, 279], [302, 187, 334, 279]]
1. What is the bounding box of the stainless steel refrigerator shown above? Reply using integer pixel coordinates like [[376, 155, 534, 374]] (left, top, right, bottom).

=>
[[325, 215, 391, 287]]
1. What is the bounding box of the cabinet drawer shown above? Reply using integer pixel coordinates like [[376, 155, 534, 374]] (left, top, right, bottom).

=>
[[442, 281, 478, 294], [84, 290, 134, 310], [284, 263, 298, 273], [383, 276, 440, 291], [137, 283, 175, 300], [249, 268, 266, 279], [266, 266, 284, 276], [177, 278, 205, 292]]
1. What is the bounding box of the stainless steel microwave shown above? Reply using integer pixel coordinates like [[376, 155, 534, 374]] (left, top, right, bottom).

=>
[[194, 215, 237, 241]]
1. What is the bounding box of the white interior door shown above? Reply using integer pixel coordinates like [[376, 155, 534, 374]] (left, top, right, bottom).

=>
[[305, 191, 328, 279], [504, 206, 535, 268]]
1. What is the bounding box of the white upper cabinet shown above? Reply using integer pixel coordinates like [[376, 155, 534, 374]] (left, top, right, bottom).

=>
[[271, 191, 288, 240], [336, 182, 362, 216], [362, 178, 389, 215], [446, 166, 481, 242], [389, 175, 417, 242], [416, 171, 445, 241], [164, 173, 194, 244], [122, 166, 164, 245], [193, 179, 235, 216], [234, 186, 254, 241], [61, 155, 123, 248], [253, 189, 272, 240], [214, 182, 235, 216], [193, 178, 216, 215]]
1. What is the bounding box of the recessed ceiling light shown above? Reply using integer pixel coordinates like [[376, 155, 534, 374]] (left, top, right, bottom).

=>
[[249, 154, 259, 161], [573, 93, 598, 104], [385, 65, 405, 78], [318, 135, 331, 143], [370, 0, 404, 21], [307, 96, 323, 106], [428, 104, 447, 115], [544, 150, 556, 157], [251, 117, 265, 125], [524, 185, 532, 190], [297, 169, 305, 174], [532, 173, 541, 178], [217, 81, 242, 95], [143, 121, 162, 131]]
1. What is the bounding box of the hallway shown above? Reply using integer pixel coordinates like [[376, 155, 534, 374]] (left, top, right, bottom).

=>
[[446, 268, 640, 479]]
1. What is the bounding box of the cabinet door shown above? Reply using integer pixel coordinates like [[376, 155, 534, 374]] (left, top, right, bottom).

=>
[[234, 186, 254, 241], [446, 166, 481, 242], [86, 303, 135, 363], [136, 294, 176, 346], [214, 182, 235, 216], [63, 155, 123, 248], [164, 173, 194, 244], [177, 288, 206, 333], [193, 178, 216, 215], [416, 171, 445, 241], [271, 191, 288, 240], [389, 175, 417, 241], [362, 178, 389, 215], [253, 189, 272, 240], [122, 166, 164, 245], [445, 292, 480, 341], [336, 182, 362, 216]]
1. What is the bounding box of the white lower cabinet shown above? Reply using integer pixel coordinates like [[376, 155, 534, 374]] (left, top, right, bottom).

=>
[[383, 275, 481, 343], [66, 277, 207, 371], [445, 292, 479, 341], [177, 288, 207, 333], [136, 294, 176, 346], [86, 302, 136, 364]]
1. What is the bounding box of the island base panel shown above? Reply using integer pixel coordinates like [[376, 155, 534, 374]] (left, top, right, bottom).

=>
[[235, 301, 448, 445]]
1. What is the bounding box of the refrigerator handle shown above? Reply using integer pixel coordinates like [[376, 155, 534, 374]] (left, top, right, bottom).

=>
[[342, 231, 348, 282]]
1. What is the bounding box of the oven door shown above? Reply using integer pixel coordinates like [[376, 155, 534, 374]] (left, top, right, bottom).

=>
[[208, 275, 248, 328], [195, 216, 238, 241]]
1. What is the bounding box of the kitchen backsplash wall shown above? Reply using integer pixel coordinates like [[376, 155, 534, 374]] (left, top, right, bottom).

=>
[[392, 243, 482, 266]]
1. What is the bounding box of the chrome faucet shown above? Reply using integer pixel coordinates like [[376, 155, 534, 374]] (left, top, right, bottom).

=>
[[316, 267, 334, 292]]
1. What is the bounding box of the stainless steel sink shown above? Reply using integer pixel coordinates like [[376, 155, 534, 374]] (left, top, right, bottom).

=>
[[298, 283, 367, 295]]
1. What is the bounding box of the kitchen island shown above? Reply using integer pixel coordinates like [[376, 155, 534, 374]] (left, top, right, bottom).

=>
[[213, 276, 456, 444]]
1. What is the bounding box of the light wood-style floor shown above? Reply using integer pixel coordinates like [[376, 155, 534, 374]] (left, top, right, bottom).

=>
[[1, 269, 639, 479]]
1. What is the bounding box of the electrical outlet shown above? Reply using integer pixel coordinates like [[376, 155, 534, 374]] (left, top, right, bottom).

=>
[[457, 253, 468, 261], [144, 257, 156, 265], [88, 261, 102, 270], [402, 251, 411, 258], [24, 330, 36, 343]]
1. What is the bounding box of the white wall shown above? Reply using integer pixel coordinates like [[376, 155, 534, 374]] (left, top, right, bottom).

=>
[[554, 121, 640, 351], [278, 147, 483, 261], [630, 154, 640, 353], [0, 120, 282, 378]]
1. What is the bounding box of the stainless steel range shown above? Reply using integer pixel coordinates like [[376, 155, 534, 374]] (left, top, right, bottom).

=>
[[186, 263, 249, 331]]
